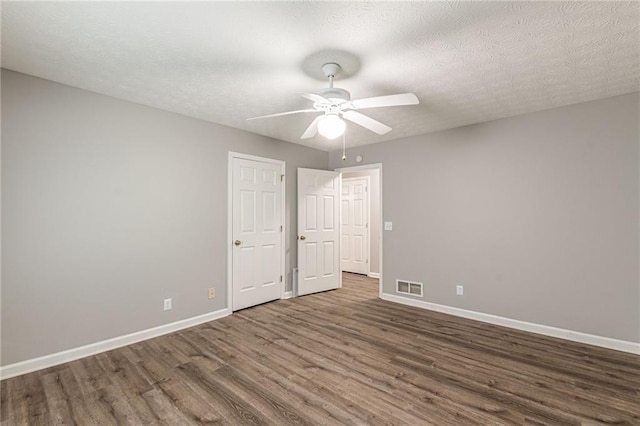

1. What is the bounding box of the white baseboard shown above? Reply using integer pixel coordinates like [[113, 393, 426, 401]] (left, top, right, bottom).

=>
[[282, 291, 294, 299], [0, 308, 231, 380], [380, 293, 640, 355], [368, 272, 380, 279]]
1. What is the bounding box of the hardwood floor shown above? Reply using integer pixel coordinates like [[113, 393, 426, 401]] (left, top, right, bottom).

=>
[[2, 273, 639, 425]]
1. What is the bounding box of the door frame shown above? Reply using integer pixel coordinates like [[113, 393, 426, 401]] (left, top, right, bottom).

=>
[[227, 151, 286, 311], [335, 163, 383, 298], [341, 175, 371, 276]]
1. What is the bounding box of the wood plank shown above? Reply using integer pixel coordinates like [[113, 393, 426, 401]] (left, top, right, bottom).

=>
[[295, 302, 640, 416]]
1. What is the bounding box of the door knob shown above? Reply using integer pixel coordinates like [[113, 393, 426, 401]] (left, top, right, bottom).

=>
[[234, 240, 241, 246], [299, 235, 306, 240]]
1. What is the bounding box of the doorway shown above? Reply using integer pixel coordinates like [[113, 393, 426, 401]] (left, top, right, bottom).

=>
[[336, 163, 383, 297], [341, 175, 370, 275]]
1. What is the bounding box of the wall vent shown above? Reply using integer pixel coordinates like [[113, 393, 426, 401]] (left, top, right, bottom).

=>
[[396, 279, 423, 297]]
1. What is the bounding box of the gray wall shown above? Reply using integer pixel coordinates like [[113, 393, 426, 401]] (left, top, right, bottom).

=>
[[342, 169, 381, 275], [330, 93, 640, 343], [2, 68, 638, 367], [1, 69, 328, 365]]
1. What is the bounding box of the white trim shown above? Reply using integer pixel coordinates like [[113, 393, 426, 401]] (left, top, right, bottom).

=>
[[292, 268, 299, 297], [380, 293, 640, 355], [0, 308, 231, 380], [338, 173, 343, 290], [379, 164, 383, 298], [228, 152, 286, 312], [280, 163, 287, 298], [227, 153, 233, 312], [335, 163, 383, 297], [368, 272, 380, 279], [282, 291, 293, 299], [335, 163, 383, 173]]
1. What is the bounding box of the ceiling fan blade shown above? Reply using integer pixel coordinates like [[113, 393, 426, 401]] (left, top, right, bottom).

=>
[[301, 115, 324, 139], [342, 111, 392, 135], [299, 92, 330, 104], [351, 93, 419, 109], [247, 109, 317, 120]]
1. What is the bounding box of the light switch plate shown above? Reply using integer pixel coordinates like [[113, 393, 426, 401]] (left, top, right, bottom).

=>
[[384, 221, 393, 231]]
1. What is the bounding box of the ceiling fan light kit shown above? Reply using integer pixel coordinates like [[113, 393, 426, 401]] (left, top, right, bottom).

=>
[[247, 61, 420, 141], [318, 114, 346, 139]]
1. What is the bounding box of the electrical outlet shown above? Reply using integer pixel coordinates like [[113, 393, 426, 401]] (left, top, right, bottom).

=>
[[456, 285, 464, 296], [208, 288, 216, 299], [163, 298, 172, 311], [384, 221, 393, 231]]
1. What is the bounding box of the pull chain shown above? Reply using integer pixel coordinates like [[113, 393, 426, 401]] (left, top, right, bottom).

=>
[[342, 127, 347, 161]]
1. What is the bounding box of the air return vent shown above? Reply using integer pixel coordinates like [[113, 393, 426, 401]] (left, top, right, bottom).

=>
[[396, 279, 423, 297]]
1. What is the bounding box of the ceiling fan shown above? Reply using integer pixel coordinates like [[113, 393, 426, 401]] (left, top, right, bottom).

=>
[[247, 63, 419, 140]]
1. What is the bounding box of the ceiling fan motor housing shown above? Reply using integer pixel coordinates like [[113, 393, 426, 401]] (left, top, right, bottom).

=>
[[316, 87, 351, 102]]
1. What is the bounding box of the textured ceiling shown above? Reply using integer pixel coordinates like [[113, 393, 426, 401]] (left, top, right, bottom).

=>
[[2, 2, 639, 151]]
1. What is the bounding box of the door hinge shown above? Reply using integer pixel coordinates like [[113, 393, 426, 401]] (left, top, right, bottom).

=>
[[280, 174, 284, 182], [280, 275, 283, 282], [280, 225, 283, 232], [366, 223, 368, 228]]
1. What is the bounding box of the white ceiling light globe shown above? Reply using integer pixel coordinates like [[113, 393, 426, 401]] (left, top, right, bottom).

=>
[[317, 114, 346, 139]]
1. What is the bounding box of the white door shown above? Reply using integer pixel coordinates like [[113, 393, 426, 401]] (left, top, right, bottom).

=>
[[341, 177, 369, 274], [232, 157, 283, 311], [297, 168, 341, 296]]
